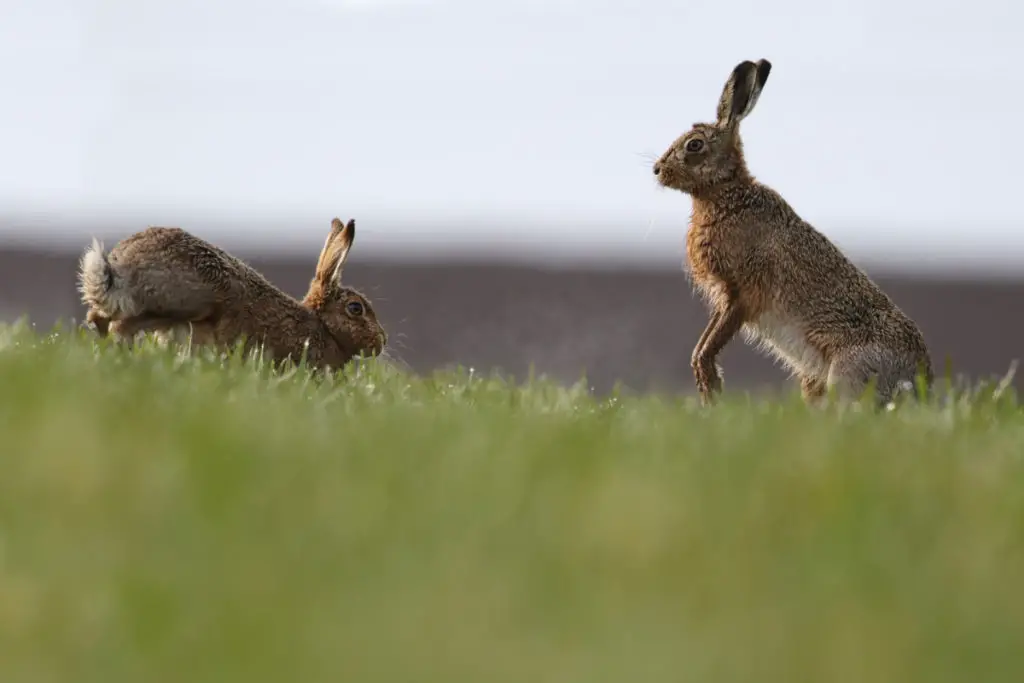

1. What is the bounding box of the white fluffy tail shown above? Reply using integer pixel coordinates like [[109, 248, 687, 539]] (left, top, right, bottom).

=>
[[78, 238, 134, 317], [78, 238, 112, 307]]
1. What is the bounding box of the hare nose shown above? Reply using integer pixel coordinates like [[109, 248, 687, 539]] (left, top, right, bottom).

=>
[[653, 163, 661, 176]]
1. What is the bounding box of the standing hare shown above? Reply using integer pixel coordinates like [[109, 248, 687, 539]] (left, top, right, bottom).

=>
[[653, 59, 932, 406], [78, 217, 387, 370]]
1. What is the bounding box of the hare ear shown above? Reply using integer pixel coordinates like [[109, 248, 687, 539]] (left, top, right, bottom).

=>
[[716, 59, 771, 129], [315, 218, 355, 287], [314, 218, 345, 279]]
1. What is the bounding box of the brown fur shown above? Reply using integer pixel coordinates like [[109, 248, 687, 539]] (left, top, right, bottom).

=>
[[653, 59, 932, 406], [78, 218, 386, 371]]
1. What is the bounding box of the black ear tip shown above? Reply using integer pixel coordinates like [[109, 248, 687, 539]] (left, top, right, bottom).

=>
[[756, 59, 772, 84], [733, 60, 755, 77], [345, 219, 356, 239]]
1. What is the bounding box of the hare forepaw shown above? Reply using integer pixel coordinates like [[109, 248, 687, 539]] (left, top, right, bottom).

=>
[[694, 361, 723, 405]]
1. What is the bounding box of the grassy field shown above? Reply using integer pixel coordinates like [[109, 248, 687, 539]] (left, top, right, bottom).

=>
[[1, 320, 1023, 682]]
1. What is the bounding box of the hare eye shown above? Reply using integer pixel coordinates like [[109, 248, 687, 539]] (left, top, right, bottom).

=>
[[685, 138, 704, 153], [346, 301, 364, 316]]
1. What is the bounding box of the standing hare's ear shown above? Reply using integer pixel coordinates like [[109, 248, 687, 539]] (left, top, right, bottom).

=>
[[315, 217, 355, 289], [716, 59, 772, 129]]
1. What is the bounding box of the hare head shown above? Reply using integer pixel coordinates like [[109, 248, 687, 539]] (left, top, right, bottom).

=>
[[303, 218, 387, 361], [653, 59, 771, 196]]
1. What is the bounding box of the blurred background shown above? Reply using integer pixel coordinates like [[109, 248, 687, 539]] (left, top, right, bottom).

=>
[[2, 0, 1021, 394]]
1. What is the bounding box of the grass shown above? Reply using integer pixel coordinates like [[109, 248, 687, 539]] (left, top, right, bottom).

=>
[[1, 319, 1023, 682]]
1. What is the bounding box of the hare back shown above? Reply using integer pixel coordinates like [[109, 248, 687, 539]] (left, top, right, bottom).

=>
[[107, 227, 264, 320]]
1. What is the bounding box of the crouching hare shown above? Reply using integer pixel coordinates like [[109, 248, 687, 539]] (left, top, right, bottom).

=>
[[78, 217, 387, 371], [653, 59, 932, 406]]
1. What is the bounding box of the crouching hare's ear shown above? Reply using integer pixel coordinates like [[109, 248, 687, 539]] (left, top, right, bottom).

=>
[[314, 217, 355, 289]]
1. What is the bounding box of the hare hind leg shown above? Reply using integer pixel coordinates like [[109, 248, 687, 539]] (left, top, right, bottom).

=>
[[827, 345, 922, 407], [153, 321, 218, 352], [85, 308, 111, 336], [800, 375, 828, 406], [108, 315, 186, 345]]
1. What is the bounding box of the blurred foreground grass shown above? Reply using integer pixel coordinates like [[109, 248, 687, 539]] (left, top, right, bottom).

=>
[[1, 321, 1023, 682]]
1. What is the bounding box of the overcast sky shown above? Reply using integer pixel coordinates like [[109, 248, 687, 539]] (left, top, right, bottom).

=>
[[1, 0, 1021, 271]]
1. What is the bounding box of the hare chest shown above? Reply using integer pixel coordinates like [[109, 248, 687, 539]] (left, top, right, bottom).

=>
[[743, 310, 830, 379]]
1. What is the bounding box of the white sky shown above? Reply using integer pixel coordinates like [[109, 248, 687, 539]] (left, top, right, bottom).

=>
[[1, 0, 1022, 271]]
